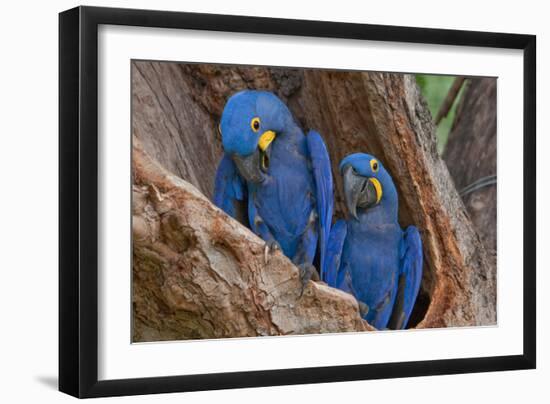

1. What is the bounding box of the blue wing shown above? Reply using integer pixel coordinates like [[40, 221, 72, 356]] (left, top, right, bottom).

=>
[[306, 130, 334, 280], [389, 226, 423, 329], [323, 219, 346, 287], [213, 154, 246, 219]]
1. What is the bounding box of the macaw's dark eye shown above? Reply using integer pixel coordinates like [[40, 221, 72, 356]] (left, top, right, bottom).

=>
[[251, 117, 261, 132], [370, 159, 379, 172]]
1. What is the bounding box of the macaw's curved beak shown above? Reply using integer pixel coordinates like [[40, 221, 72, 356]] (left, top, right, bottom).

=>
[[232, 130, 276, 183], [343, 165, 381, 220], [232, 150, 264, 183]]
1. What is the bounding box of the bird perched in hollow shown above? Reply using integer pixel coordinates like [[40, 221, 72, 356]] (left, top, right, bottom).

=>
[[322, 153, 423, 329], [213, 90, 333, 289]]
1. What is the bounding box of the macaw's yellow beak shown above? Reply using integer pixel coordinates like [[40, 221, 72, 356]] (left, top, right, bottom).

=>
[[258, 130, 276, 151], [232, 130, 277, 182], [369, 177, 383, 204], [258, 130, 276, 172]]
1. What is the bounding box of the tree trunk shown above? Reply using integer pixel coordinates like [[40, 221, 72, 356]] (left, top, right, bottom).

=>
[[444, 78, 497, 255], [132, 62, 496, 340], [443, 77, 497, 311]]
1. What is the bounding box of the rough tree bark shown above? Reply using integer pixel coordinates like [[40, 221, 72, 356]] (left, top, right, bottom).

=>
[[132, 138, 371, 342], [444, 78, 497, 256], [132, 62, 496, 341], [443, 78, 497, 312]]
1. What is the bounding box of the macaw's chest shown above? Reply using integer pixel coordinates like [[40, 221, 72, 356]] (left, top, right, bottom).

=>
[[251, 145, 315, 238], [342, 223, 403, 304]]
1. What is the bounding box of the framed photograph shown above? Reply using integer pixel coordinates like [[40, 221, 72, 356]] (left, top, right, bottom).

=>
[[59, 6, 536, 398]]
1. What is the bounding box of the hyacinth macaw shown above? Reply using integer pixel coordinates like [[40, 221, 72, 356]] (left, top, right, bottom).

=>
[[213, 90, 333, 288], [323, 153, 423, 329]]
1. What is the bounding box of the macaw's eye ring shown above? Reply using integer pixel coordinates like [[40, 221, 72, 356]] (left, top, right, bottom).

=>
[[370, 159, 379, 172], [251, 117, 261, 132]]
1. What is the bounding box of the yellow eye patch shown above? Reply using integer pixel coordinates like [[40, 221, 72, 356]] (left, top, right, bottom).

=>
[[251, 117, 261, 132], [370, 159, 379, 172]]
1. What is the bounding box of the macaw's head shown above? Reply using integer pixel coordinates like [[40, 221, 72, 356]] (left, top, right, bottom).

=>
[[339, 153, 398, 220], [219, 90, 291, 183]]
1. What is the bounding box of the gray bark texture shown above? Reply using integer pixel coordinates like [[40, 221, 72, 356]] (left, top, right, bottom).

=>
[[443, 77, 497, 311], [132, 61, 496, 341], [444, 78, 497, 253]]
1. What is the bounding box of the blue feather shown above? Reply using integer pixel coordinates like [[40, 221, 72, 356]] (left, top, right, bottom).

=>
[[323, 219, 347, 288], [395, 225, 423, 329], [213, 153, 245, 218], [306, 130, 334, 279]]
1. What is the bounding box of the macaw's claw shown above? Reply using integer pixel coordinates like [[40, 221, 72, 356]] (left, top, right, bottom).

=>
[[298, 263, 319, 297], [264, 240, 281, 265]]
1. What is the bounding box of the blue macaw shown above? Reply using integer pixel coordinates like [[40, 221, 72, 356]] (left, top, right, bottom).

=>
[[213, 90, 333, 288], [323, 153, 423, 329]]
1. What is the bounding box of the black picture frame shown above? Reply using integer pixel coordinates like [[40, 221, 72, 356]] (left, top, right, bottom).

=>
[[59, 5, 536, 398]]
